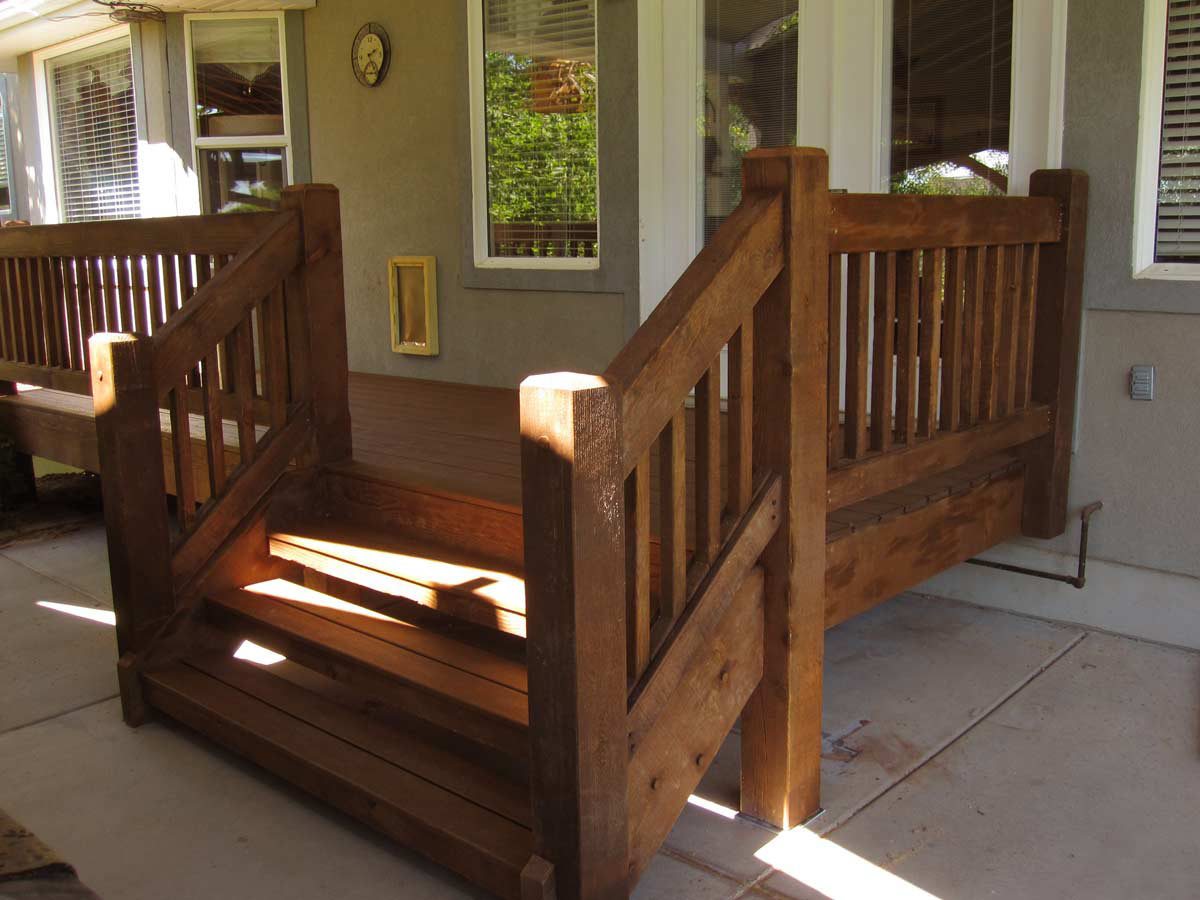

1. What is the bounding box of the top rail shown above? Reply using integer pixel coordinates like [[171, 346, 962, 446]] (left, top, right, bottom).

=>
[[0, 212, 282, 259], [830, 193, 1062, 253], [604, 190, 783, 474]]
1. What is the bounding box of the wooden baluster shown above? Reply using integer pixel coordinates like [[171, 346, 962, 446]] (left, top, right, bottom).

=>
[[115, 255, 133, 332], [0, 258, 12, 361], [996, 244, 1022, 416], [727, 319, 754, 517], [201, 347, 225, 498], [264, 285, 289, 427], [72, 256, 93, 349], [47, 258, 68, 368], [146, 255, 164, 329], [103, 256, 121, 333], [12, 258, 30, 363], [130, 255, 147, 334], [960, 246, 985, 426], [917, 249, 944, 438], [659, 407, 687, 632], [88, 256, 106, 332], [625, 455, 651, 683], [1016, 243, 1040, 407], [979, 245, 1006, 421], [169, 382, 196, 531], [895, 250, 920, 444], [844, 253, 870, 458], [827, 254, 842, 463], [941, 248, 966, 432], [234, 314, 257, 465], [33, 258, 54, 367], [89, 333, 174, 725], [871, 251, 896, 452], [60, 259, 82, 370], [695, 362, 721, 567], [162, 254, 180, 323]]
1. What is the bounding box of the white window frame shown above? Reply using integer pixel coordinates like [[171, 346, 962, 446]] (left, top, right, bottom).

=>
[[1133, 0, 1200, 280], [183, 11, 294, 213], [466, 0, 601, 271], [32, 24, 138, 225], [0, 76, 16, 217]]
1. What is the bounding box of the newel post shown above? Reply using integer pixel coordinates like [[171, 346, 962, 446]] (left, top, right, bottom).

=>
[[1023, 170, 1088, 539], [280, 184, 352, 466], [90, 333, 174, 726], [519, 373, 627, 900], [739, 148, 830, 830]]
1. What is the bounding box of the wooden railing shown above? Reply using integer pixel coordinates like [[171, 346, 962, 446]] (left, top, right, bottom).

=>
[[87, 186, 350, 694]]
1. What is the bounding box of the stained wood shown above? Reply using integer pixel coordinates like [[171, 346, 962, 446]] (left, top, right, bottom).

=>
[[827, 253, 842, 463], [941, 248, 966, 432], [727, 320, 754, 516], [695, 363, 722, 565], [1016, 243, 1040, 408], [895, 250, 920, 444], [234, 315, 257, 464], [0, 212, 282, 258], [659, 407, 687, 627], [917, 248, 944, 437], [169, 384, 196, 531], [870, 251, 896, 452], [961, 245, 986, 425], [979, 245, 1006, 421], [625, 455, 652, 681], [844, 253, 870, 458]]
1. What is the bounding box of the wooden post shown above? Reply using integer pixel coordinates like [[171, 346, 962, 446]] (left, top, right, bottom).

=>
[[519, 372, 627, 900], [90, 333, 174, 725], [280, 185, 352, 465], [738, 148, 830, 830], [1022, 170, 1088, 539]]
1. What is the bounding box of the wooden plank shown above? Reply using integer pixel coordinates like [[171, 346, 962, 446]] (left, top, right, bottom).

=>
[[626, 569, 764, 885], [518, 374, 628, 899], [695, 362, 722, 565], [0, 360, 90, 393], [606, 192, 784, 473], [941, 247, 965, 432], [825, 469, 1024, 628], [625, 455, 652, 682], [1022, 170, 1088, 538], [740, 147, 829, 830], [844, 252, 870, 458], [961, 245, 986, 426], [827, 253, 842, 463], [264, 284, 288, 427], [895, 250, 920, 444], [234, 314, 258, 465], [917, 248, 944, 438], [829, 193, 1062, 252], [0, 212, 288, 258], [169, 383, 197, 531], [727, 320, 754, 516], [1016, 243, 1040, 408], [998, 244, 1024, 416], [978, 245, 1005, 421], [202, 351, 226, 496], [870, 251, 896, 452], [659, 407, 687, 628], [826, 404, 1049, 510]]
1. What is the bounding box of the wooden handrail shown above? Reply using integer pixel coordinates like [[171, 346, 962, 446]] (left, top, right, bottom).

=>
[[830, 193, 1062, 252], [604, 191, 783, 475], [151, 210, 301, 392], [0, 212, 279, 258]]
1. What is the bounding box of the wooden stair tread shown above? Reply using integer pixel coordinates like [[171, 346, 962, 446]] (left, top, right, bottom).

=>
[[268, 516, 527, 638], [142, 657, 531, 899], [205, 586, 529, 728]]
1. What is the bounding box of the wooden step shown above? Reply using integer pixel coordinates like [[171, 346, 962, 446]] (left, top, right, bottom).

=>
[[268, 517, 528, 638], [142, 655, 531, 899], [203, 583, 529, 760]]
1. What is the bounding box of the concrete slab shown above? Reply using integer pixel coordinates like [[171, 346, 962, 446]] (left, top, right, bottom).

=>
[[766, 632, 1200, 900], [0, 523, 111, 605], [631, 853, 742, 900], [0, 555, 117, 733]]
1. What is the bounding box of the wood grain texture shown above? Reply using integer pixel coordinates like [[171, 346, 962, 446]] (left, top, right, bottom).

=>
[[844, 253, 870, 459]]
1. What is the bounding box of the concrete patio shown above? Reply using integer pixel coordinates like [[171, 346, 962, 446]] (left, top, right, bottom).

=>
[[1, 515, 1197, 900]]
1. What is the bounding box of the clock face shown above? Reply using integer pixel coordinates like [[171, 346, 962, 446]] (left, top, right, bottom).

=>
[[352, 24, 390, 87]]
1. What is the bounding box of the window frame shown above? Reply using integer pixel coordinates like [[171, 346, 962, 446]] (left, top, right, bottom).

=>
[[1133, 0, 1200, 280], [33, 25, 140, 225], [183, 10, 294, 214], [466, 0, 602, 272], [0, 75, 17, 217]]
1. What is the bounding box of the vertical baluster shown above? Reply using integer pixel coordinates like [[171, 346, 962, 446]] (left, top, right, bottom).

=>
[[60, 259, 82, 370], [73, 256, 94, 348], [264, 285, 289, 427], [254, 302, 268, 398], [115, 255, 132, 332], [941, 247, 966, 432], [870, 251, 896, 452], [45, 258, 67, 368], [0, 258, 12, 361], [169, 382, 196, 531], [146, 255, 165, 329], [201, 348, 226, 498], [844, 253, 870, 458], [727, 319, 754, 518], [32, 258, 54, 367], [234, 314, 257, 465], [88, 256, 106, 332], [659, 408, 687, 632], [103, 256, 121, 332], [19, 259, 38, 364], [130, 254, 147, 334], [162, 254, 180, 323], [895, 250, 920, 444], [625, 455, 651, 683], [999, 244, 1024, 416], [1016, 243, 1040, 407], [12, 258, 29, 363], [917, 249, 944, 438], [979, 245, 1006, 421], [695, 362, 721, 567], [961, 246, 985, 426], [827, 254, 842, 463]]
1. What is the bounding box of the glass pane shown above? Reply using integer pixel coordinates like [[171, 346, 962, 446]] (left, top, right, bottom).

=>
[[192, 18, 284, 138], [890, 0, 1012, 196], [1155, 0, 1200, 262], [483, 0, 598, 260], [199, 147, 286, 213], [703, 2, 799, 245]]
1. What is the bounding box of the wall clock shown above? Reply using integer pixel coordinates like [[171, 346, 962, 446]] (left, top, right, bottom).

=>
[[351, 23, 390, 87]]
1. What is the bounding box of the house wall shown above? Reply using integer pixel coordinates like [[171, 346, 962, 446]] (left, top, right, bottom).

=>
[[301, 0, 637, 388], [921, 0, 1200, 647]]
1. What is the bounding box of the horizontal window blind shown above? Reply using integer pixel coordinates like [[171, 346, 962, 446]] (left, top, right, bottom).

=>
[[48, 37, 141, 223], [1156, 0, 1200, 261], [482, 0, 599, 259], [0, 85, 11, 211]]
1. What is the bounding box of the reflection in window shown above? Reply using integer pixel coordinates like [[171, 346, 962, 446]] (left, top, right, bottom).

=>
[[891, 0, 1012, 196], [481, 0, 598, 260], [200, 147, 286, 213], [703, 1, 798, 244]]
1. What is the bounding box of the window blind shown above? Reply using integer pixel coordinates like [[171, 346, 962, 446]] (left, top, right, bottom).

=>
[[48, 37, 140, 223], [482, 0, 598, 259], [0, 86, 12, 211], [1156, 0, 1200, 261]]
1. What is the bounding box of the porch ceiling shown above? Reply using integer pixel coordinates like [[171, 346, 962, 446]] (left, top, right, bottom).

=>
[[0, 0, 315, 71]]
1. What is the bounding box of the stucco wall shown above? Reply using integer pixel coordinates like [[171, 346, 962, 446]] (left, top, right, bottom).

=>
[[301, 0, 635, 388]]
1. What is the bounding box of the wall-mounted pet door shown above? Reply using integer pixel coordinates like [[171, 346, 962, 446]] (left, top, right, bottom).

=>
[[389, 256, 439, 357]]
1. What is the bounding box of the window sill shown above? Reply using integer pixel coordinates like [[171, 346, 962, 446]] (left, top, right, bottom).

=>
[[1133, 262, 1200, 281], [474, 256, 600, 272]]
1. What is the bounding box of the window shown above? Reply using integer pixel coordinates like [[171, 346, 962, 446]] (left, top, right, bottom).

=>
[[1135, 0, 1200, 278], [469, 0, 599, 268], [890, 0, 1013, 197], [0, 77, 14, 214], [44, 35, 140, 223], [187, 14, 290, 213]]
